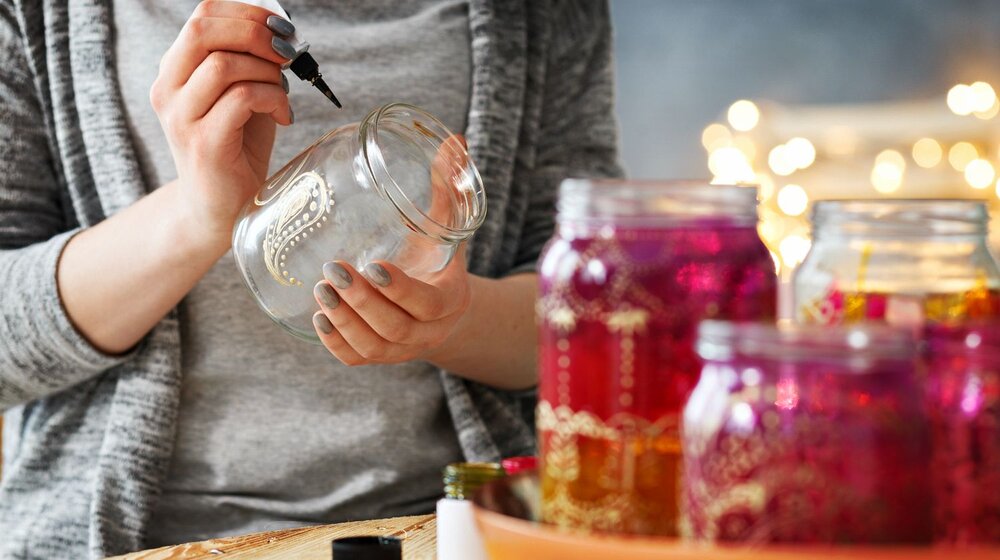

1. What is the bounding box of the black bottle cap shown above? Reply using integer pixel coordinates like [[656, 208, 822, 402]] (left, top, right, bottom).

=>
[[331, 536, 402, 560]]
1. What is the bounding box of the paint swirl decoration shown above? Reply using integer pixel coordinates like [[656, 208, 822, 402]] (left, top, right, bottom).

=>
[[261, 171, 333, 286]]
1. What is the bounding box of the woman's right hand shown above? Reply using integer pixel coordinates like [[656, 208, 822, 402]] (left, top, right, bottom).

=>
[[56, 1, 298, 354], [150, 0, 295, 243]]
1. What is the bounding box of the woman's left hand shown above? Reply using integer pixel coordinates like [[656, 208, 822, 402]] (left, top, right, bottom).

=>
[[311, 250, 471, 366]]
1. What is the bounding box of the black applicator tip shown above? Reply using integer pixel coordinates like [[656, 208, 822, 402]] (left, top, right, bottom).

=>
[[315, 78, 342, 108]]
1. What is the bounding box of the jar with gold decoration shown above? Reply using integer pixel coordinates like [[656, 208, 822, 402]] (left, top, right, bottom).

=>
[[536, 180, 777, 537], [924, 321, 1000, 544], [682, 320, 932, 544], [795, 200, 1000, 329], [232, 103, 486, 342]]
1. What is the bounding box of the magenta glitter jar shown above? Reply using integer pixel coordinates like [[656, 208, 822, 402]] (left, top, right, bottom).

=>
[[536, 180, 777, 536], [925, 321, 1000, 544], [683, 321, 932, 544]]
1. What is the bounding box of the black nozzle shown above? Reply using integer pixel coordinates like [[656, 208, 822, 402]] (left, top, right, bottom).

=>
[[289, 51, 341, 108]]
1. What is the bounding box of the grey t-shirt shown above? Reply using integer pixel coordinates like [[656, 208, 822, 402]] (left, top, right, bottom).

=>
[[112, 0, 470, 546]]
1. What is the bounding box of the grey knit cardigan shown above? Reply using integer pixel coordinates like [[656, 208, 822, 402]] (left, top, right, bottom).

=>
[[0, 0, 621, 557]]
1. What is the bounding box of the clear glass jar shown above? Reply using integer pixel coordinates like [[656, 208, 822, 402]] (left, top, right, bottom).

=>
[[233, 103, 486, 342], [924, 321, 1000, 544], [795, 200, 1000, 328], [682, 320, 932, 544], [536, 180, 777, 537]]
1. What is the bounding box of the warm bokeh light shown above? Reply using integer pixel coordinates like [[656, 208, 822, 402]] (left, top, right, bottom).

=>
[[728, 100, 760, 132], [948, 142, 979, 171], [755, 172, 776, 200], [733, 136, 758, 161], [768, 145, 796, 176], [975, 99, 1000, 120], [965, 158, 996, 189], [779, 234, 812, 268], [948, 84, 976, 116], [875, 149, 905, 167], [701, 123, 732, 151], [912, 138, 943, 168], [769, 250, 781, 274], [785, 137, 816, 169], [870, 170, 902, 193], [824, 126, 859, 156], [757, 212, 781, 241], [969, 81, 997, 113], [871, 149, 905, 194], [777, 184, 809, 216], [702, 89, 1000, 278], [708, 146, 755, 183]]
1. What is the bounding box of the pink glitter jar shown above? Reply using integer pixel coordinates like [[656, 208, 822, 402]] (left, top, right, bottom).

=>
[[682, 321, 932, 544], [924, 322, 1000, 544], [537, 180, 777, 536]]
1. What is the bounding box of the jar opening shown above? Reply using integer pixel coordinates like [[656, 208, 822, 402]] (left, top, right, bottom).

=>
[[557, 179, 760, 227], [360, 103, 487, 242], [811, 199, 988, 239], [697, 320, 915, 367]]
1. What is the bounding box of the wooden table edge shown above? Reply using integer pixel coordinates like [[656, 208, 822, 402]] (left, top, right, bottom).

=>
[[108, 514, 437, 559]]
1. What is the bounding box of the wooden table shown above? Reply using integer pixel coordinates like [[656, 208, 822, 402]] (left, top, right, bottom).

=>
[[109, 514, 436, 560]]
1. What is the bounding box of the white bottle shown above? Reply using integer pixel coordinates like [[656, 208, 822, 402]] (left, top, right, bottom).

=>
[[436, 497, 488, 560], [435, 463, 504, 560]]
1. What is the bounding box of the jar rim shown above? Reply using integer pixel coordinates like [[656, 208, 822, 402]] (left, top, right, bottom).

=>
[[697, 320, 915, 366], [360, 103, 487, 242], [811, 199, 988, 238], [557, 179, 760, 226]]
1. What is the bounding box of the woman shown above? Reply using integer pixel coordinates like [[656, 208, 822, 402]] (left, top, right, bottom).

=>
[[0, 0, 621, 557]]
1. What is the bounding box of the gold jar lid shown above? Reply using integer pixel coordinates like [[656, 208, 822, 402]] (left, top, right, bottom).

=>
[[442, 462, 505, 500]]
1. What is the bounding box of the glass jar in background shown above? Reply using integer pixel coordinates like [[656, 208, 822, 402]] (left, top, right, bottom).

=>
[[924, 322, 1000, 544], [536, 180, 777, 537], [233, 103, 486, 342], [795, 200, 1000, 329], [682, 321, 932, 544]]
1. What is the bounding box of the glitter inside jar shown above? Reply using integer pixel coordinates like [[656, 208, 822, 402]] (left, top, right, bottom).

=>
[[683, 321, 932, 544]]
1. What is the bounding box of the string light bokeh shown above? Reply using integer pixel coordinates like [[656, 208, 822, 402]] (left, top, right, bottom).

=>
[[703, 83, 1000, 279]]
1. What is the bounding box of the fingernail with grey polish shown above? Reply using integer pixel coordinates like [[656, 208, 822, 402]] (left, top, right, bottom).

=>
[[272, 36, 297, 60], [323, 262, 352, 289], [266, 15, 295, 37], [281, 73, 289, 93], [313, 313, 334, 335], [365, 263, 391, 287], [314, 282, 340, 309]]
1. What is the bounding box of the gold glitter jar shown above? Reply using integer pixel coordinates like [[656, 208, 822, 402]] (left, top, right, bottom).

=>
[[795, 200, 1000, 328]]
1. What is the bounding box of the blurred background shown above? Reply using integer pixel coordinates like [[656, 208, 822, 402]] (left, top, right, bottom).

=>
[[610, 0, 1000, 275]]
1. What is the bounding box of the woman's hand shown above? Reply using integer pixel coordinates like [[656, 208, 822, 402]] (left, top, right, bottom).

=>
[[150, 0, 295, 242], [305, 121, 537, 389], [309, 133, 477, 368], [57, 1, 298, 354], [310, 255, 539, 390], [311, 252, 472, 366]]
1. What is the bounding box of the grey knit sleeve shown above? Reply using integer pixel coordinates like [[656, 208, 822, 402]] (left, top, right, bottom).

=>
[[0, 3, 133, 411], [509, 0, 625, 275]]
